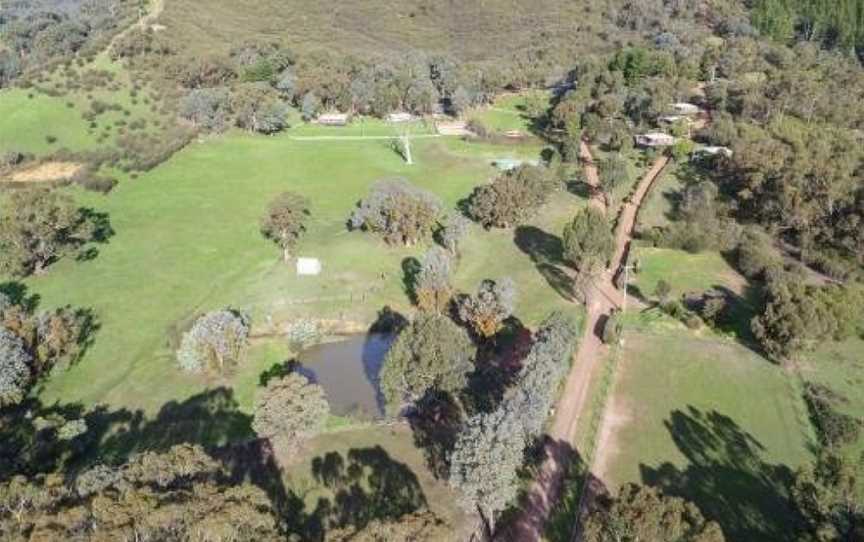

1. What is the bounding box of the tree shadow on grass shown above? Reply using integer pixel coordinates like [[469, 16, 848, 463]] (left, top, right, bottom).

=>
[[75, 208, 115, 262], [1, 389, 299, 537], [640, 406, 801, 542], [99, 387, 254, 461], [514, 225, 576, 302], [0, 281, 41, 312], [307, 445, 429, 535], [408, 389, 463, 479]]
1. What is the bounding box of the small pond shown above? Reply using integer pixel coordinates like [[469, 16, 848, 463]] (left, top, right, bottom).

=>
[[296, 333, 395, 420]]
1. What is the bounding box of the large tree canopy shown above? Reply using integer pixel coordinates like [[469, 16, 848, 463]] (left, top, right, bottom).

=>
[[379, 314, 474, 413], [0, 189, 101, 277], [582, 483, 726, 542], [252, 372, 329, 452], [260, 191, 311, 262], [562, 207, 614, 275], [0, 444, 280, 541], [349, 179, 443, 246]]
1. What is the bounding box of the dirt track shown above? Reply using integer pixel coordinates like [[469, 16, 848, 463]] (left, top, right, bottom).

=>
[[500, 142, 669, 542]]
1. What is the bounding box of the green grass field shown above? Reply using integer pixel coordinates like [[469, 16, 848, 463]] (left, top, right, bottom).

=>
[[468, 92, 548, 135], [631, 247, 748, 303], [599, 243, 823, 540], [16, 130, 581, 417], [284, 424, 469, 538], [603, 332, 815, 542], [802, 337, 864, 495], [0, 53, 174, 163], [636, 161, 683, 234]]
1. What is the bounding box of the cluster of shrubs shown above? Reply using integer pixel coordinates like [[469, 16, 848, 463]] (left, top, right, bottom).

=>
[[0, 292, 95, 407], [349, 179, 444, 246], [641, 180, 740, 253], [803, 383, 862, 450], [0, 0, 138, 89], [466, 164, 559, 229], [176, 310, 251, 375]]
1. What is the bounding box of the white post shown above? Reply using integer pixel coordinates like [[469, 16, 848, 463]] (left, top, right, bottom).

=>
[[621, 264, 635, 315], [403, 136, 413, 165]]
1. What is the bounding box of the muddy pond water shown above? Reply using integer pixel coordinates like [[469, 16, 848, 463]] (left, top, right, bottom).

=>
[[296, 333, 395, 420]]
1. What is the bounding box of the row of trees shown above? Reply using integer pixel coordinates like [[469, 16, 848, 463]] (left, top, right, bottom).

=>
[[751, 273, 864, 361], [449, 312, 578, 534]]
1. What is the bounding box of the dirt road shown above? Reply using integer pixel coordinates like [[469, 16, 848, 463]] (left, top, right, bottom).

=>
[[500, 143, 669, 542]]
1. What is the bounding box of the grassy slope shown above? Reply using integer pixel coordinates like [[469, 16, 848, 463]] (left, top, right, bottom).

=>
[[0, 54, 172, 159], [158, 0, 611, 62], [607, 332, 814, 542], [632, 247, 748, 302], [24, 132, 580, 415], [802, 337, 864, 495], [286, 424, 468, 538], [599, 244, 814, 541], [468, 92, 548, 134]]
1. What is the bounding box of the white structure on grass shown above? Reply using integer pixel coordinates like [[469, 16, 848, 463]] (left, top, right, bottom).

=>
[[317, 113, 349, 126], [296, 257, 322, 276], [387, 112, 414, 123]]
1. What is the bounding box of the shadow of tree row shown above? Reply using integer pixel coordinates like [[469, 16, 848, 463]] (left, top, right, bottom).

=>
[[0, 387, 430, 541], [641, 406, 803, 542]]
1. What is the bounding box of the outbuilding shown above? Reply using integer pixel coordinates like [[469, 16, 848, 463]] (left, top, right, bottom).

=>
[[491, 158, 539, 171], [635, 132, 676, 148], [387, 112, 414, 123], [658, 115, 690, 125], [669, 102, 702, 116], [317, 113, 349, 126], [694, 146, 733, 158], [296, 257, 322, 276]]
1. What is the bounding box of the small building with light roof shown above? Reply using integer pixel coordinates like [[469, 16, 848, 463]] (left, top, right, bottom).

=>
[[635, 132, 676, 148], [669, 102, 702, 116], [387, 112, 414, 123], [317, 113, 349, 126], [693, 146, 733, 158]]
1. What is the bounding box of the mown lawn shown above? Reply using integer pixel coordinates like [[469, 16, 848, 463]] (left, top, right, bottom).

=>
[[597, 244, 817, 540], [603, 332, 815, 542], [16, 131, 581, 416]]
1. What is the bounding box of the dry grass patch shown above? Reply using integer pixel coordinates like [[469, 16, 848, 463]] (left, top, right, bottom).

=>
[[7, 161, 84, 183]]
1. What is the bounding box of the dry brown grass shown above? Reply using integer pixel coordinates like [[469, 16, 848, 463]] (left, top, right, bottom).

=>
[[6, 162, 84, 183]]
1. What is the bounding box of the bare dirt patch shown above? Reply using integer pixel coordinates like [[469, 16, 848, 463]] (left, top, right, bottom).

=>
[[7, 162, 84, 183], [591, 361, 634, 484]]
